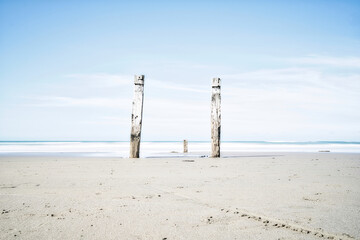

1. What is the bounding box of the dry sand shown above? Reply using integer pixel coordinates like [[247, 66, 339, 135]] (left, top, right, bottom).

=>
[[0, 153, 359, 240]]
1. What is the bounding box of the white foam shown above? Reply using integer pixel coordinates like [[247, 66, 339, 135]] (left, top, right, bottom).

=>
[[0, 141, 359, 157]]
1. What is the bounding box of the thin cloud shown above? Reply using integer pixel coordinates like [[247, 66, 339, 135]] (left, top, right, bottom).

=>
[[25, 96, 132, 108], [222, 67, 360, 94], [291, 55, 360, 68], [65, 74, 209, 93], [81, 116, 207, 126], [150, 79, 209, 93], [80, 116, 131, 125], [222, 68, 324, 90], [65, 73, 133, 87], [223, 68, 321, 82]]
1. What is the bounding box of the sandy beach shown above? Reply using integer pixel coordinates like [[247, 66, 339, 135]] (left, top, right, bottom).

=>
[[1, 153, 359, 240]]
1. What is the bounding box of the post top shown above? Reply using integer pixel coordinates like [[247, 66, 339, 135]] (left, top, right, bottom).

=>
[[212, 77, 221, 87], [134, 75, 145, 84]]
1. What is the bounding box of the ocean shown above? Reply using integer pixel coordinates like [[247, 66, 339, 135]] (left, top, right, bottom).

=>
[[0, 141, 359, 158]]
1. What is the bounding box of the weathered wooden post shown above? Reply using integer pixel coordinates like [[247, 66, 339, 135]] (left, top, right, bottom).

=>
[[211, 78, 221, 157], [183, 140, 188, 153], [130, 75, 145, 158]]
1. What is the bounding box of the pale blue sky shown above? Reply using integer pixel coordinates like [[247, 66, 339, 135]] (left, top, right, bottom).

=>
[[0, 0, 359, 141]]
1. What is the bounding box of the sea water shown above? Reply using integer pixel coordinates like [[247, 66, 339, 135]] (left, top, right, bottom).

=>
[[0, 141, 359, 158]]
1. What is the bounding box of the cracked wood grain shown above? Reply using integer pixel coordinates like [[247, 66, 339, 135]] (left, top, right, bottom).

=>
[[130, 75, 145, 158], [211, 78, 221, 158]]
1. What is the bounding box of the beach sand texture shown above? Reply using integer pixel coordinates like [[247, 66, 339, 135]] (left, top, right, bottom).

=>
[[1, 153, 359, 239]]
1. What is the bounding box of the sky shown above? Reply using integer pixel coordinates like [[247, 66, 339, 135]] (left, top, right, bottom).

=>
[[0, 0, 359, 141]]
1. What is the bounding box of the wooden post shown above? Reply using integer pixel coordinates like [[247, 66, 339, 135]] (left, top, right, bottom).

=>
[[130, 75, 145, 158], [183, 140, 188, 153], [211, 78, 221, 157]]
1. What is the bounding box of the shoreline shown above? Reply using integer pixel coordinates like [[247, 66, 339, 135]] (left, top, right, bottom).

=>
[[0, 151, 360, 159], [1, 142, 360, 158]]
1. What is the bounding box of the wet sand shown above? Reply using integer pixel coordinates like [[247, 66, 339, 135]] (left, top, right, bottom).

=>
[[1, 153, 359, 239]]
